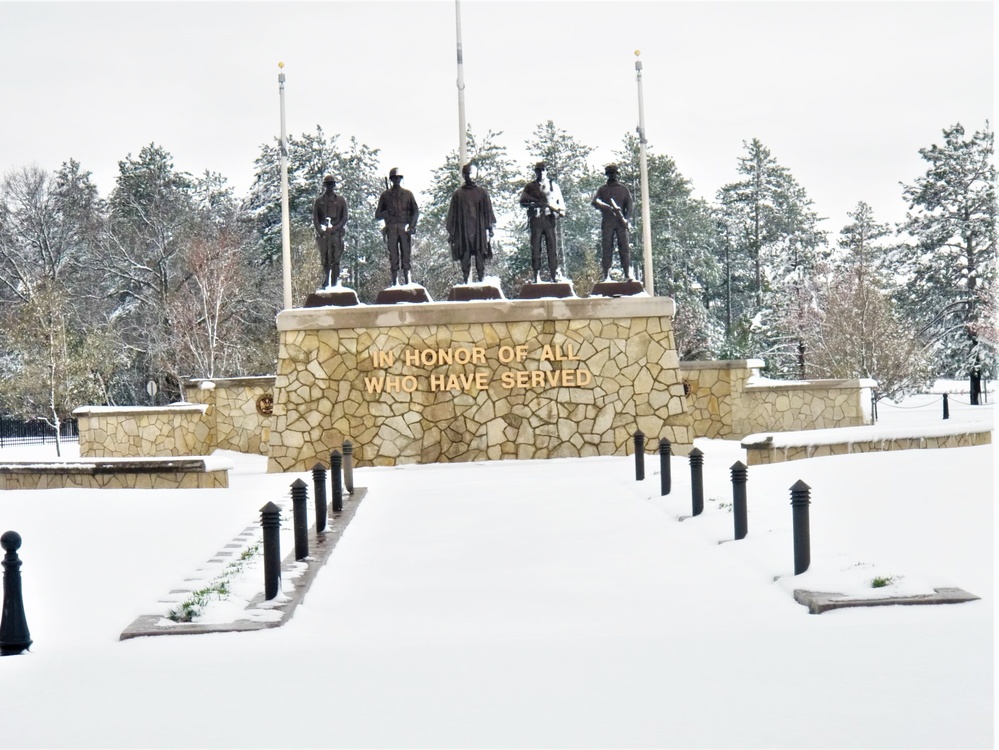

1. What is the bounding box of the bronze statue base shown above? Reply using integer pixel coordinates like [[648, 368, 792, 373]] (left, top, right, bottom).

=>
[[448, 285, 504, 302], [304, 289, 360, 308], [375, 287, 433, 305], [518, 282, 575, 300], [590, 280, 645, 297]]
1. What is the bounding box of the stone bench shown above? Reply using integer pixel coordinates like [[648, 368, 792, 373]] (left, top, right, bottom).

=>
[[742, 422, 992, 465], [0, 457, 230, 490]]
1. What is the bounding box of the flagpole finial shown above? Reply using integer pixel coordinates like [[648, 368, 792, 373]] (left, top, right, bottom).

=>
[[635, 49, 641, 56], [278, 61, 285, 69]]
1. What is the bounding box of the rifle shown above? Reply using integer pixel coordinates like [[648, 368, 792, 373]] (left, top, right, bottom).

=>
[[594, 197, 625, 223]]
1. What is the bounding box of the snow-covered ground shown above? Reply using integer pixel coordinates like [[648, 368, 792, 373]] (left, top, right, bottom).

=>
[[0, 392, 993, 748]]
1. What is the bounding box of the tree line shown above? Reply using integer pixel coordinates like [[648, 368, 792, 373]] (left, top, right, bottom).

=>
[[1, 120, 994, 444]]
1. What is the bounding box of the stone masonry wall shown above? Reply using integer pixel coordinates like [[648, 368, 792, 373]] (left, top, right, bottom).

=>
[[75, 405, 213, 458], [185, 377, 275, 455], [735, 379, 874, 437], [680, 360, 762, 439], [681, 361, 875, 439], [268, 298, 693, 472]]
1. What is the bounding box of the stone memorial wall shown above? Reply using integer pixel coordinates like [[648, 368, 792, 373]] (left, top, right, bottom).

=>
[[267, 297, 693, 472]]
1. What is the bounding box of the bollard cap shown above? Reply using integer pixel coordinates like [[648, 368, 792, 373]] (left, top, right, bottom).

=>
[[312, 462, 326, 471], [1, 530, 22, 552], [260, 501, 281, 514], [291, 478, 308, 489], [330, 449, 342, 457], [634, 429, 645, 438], [689, 447, 703, 457]]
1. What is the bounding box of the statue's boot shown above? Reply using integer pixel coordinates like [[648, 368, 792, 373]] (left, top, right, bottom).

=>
[[391, 271, 398, 287]]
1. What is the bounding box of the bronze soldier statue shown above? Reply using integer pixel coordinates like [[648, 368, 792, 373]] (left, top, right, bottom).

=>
[[591, 163, 633, 281], [519, 161, 565, 283], [313, 175, 349, 287], [447, 163, 496, 284], [375, 167, 420, 286]]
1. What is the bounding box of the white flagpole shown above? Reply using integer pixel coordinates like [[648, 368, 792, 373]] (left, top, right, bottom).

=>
[[278, 62, 293, 310], [635, 51, 654, 296], [455, 0, 467, 169]]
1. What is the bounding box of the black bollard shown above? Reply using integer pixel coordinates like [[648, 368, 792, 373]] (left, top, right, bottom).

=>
[[331, 449, 343, 513], [342, 440, 354, 494], [689, 447, 704, 517], [731, 461, 748, 540], [312, 462, 328, 533], [634, 430, 645, 481], [791, 480, 812, 575], [260, 502, 282, 600], [942, 393, 950, 420], [0, 531, 32, 656], [659, 438, 672, 495], [291, 479, 309, 561]]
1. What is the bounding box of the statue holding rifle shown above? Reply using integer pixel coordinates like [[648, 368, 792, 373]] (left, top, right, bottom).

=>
[[519, 161, 565, 284], [591, 163, 633, 281]]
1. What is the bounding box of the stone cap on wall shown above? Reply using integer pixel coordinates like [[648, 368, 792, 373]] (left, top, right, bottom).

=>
[[277, 296, 675, 332], [742, 419, 992, 449], [184, 376, 276, 389], [73, 403, 209, 416], [743, 377, 877, 392], [0, 456, 233, 472], [679, 359, 765, 370]]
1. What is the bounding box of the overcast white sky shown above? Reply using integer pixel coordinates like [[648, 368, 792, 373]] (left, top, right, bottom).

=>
[[0, 1, 993, 233]]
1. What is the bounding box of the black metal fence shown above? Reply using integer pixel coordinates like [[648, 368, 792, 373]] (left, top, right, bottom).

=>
[[0, 416, 79, 448]]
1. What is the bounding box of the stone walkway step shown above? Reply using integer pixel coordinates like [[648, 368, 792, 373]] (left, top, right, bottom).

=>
[[120, 488, 367, 640], [793, 587, 980, 615]]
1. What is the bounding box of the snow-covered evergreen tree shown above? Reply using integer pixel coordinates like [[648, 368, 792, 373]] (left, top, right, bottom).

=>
[[716, 138, 826, 374], [897, 123, 997, 402]]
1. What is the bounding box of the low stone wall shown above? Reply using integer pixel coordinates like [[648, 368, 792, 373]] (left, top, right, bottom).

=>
[[0, 458, 229, 489], [742, 426, 992, 465], [185, 377, 274, 455], [268, 297, 693, 471], [75, 404, 212, 458], [680, 360, 761, 439], [680, 361, 875, 439], [736, 377, 875, 436]]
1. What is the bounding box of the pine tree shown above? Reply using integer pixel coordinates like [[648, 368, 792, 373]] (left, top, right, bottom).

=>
[[335, 137, 385, 299], [898, 123, 997, 402], [613, 134, 724, 358], [716, 139, 826, 374]]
